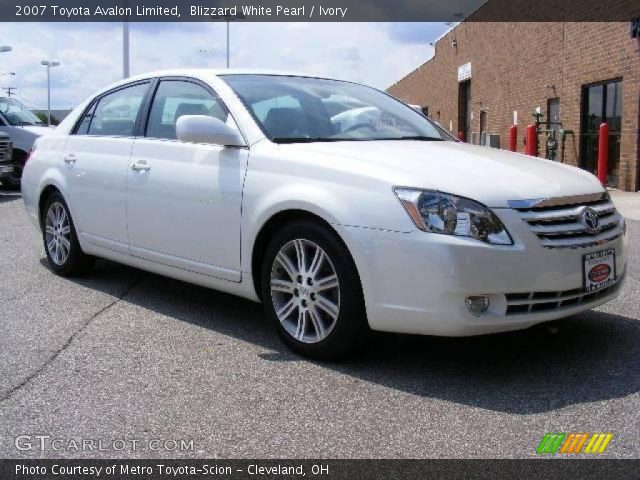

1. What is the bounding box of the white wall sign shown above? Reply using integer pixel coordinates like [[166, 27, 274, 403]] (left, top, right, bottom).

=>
[[457, 62, 471, 82], [513, 111, 518, 125]]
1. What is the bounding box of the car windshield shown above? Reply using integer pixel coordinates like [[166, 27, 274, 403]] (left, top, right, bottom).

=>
[[221, 75, 445, 143], [0, 97, 44, 126]]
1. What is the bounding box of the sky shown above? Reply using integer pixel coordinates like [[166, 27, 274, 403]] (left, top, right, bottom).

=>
[[0, 22, 450, 110]]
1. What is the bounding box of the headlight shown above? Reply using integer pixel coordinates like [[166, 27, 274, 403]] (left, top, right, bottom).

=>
[[394, 188, 513, 245]]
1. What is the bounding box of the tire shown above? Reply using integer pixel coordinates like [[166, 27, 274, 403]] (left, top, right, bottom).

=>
[[41, 192, 94, 276], [2, 151, 25, 189], [261, 219, 369, 360]]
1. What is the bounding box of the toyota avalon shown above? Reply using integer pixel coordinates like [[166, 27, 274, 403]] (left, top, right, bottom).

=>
[[21, 70, 628, 359]]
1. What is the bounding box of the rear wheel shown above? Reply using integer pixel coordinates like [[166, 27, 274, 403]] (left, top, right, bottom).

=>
[[261, 220, 369, 360], [42, 192, 94, 276]]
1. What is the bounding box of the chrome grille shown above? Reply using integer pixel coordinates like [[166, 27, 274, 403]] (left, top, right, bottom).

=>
[[510, 193, 623, 248], [0, 140, 11, 162], [505, 272, 624, 316]]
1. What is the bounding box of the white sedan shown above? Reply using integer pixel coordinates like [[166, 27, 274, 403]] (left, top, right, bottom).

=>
[[21, 69, 628, 359]]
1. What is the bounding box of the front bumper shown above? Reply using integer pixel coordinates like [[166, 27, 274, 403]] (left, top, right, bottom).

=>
[[336, 209, 628, 336]]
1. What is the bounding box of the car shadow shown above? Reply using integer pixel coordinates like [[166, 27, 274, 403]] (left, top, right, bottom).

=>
[[53, 257, 640, 416]]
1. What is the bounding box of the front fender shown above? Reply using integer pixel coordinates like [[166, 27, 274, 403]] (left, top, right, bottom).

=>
[[5, 127, 39, 153], [240, 183, 345, 273]]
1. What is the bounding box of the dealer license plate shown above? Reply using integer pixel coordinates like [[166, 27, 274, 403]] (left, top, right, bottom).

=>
[[583, 249, 616, 292]]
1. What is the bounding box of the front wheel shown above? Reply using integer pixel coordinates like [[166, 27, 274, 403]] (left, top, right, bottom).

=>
[[2, 150, 26, 189], [42, 192, 94, 276], [261, 220, 369, 360]]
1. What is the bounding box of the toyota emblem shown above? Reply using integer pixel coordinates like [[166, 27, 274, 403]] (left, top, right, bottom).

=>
[[581, 207, 600, 233]]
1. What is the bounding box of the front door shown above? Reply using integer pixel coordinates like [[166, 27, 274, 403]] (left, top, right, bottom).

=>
[[459, 80, 472, 143], [126, 79, 247, 282], [581, 79, 622, 187], [62, 81, 150, 254]]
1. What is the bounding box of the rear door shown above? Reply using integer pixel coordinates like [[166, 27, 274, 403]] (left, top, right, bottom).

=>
[[126, 78, 248, 282], [62, 81, 151, 254]]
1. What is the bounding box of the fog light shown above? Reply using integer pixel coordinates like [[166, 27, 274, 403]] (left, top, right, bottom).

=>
[[465, 296, 489, 316]]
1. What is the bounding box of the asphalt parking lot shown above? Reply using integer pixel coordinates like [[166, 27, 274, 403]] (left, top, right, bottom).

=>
[[1, 189, 639, 459]]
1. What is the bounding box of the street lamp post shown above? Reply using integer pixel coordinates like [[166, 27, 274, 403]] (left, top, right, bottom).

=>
[[123, 22, 130, 78], [0, 46, 11, 53], [41, 60, 60, 126]]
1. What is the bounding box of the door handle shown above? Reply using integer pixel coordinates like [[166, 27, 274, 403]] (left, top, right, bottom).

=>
[[63, 154, 76, 165], [130, 161, 151, 172]]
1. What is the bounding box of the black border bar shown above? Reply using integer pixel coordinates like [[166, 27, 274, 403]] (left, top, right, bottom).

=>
[[4, 0, 640, 22], [2, 459, 640, 480]]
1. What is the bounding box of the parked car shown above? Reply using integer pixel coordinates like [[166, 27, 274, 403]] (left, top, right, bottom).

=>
[[21, 70, 628, 359], [0, 97, 52, 188], [0, 130, 12, 184]]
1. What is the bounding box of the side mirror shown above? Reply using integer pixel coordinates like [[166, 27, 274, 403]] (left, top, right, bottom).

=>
[[176, 115, 245, 147]]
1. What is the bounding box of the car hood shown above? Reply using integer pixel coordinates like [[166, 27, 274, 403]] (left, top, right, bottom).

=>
[[280, 140, 603, 208], [16, 125, 54, 136]]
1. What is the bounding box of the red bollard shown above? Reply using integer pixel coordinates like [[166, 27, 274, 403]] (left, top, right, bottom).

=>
[[509, 125, 518, 152], [525, 124, 538, 157], [458, 131, 465, 142], [597, 122, 609, 185]]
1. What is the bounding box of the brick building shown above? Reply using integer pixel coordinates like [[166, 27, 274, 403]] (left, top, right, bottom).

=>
[[388, 19, 640, 191]]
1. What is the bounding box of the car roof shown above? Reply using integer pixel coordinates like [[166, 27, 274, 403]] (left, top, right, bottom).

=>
[[95, 69, 352, 96], [128, 68, 337, 80]]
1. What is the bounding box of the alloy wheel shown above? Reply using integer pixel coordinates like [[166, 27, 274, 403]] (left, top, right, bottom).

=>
[[270, 239, 340, 343], [45, 202, 71, 265]]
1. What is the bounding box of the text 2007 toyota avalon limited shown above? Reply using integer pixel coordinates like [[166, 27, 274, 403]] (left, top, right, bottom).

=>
[[22, 70, 628, 359]]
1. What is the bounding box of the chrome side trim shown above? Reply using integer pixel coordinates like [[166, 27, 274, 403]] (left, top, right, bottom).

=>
[[507, 192, 608, 210]]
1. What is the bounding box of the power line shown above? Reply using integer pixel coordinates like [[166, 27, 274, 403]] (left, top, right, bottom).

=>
[[15, 97, 41, 109]]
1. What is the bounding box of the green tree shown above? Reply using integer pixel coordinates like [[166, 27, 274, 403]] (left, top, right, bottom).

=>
[[34, 112, 59, 126]]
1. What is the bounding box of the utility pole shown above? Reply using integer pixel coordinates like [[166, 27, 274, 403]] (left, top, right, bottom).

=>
[[4, 86, 16, 97]]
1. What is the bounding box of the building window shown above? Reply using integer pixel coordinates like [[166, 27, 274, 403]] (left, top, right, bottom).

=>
[[581, 79, 622, 187]]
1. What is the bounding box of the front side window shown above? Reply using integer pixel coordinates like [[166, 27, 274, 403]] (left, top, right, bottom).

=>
[[75, 102, 96, 135], [221, 74, 444, 143], [0, 97, 44, 126], [146, 80, 233, 140], [86, 82, 149, 137]]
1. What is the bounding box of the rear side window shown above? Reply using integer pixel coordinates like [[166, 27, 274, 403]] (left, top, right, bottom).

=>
[[84, 82, 149, 137], [146, 80, 233, 140]]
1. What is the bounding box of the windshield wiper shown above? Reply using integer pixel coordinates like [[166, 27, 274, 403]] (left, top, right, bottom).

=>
[[273, 136, 444, 143], [273, 137, 345, 144], [387, 136, 444, 141], [12, 121, 36, 126]]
